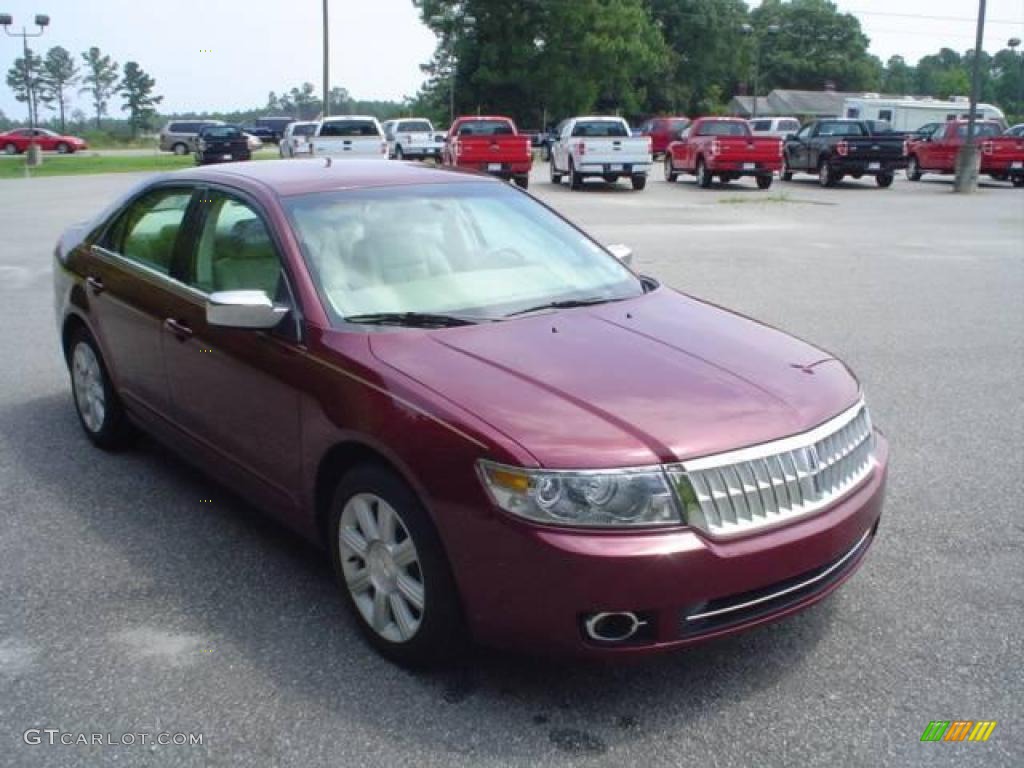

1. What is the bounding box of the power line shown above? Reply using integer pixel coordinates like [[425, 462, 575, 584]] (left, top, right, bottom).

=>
[[845, 9, 1023, 25]]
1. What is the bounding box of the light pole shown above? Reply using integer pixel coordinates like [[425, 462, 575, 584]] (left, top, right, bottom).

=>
[[430, 9, 476, 126], [1009, 37, 1022, 119], [1, 12, 50, 167], [742, 23, 779, 120], [954, 0, 986, 194], [322, 0, 329, 118]]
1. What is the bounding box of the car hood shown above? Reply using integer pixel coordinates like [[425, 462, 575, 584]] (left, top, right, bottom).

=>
[[369, 288, 861, 469]]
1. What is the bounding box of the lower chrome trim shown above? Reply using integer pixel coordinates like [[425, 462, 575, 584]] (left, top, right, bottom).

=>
[[685, 528, 872, 622]]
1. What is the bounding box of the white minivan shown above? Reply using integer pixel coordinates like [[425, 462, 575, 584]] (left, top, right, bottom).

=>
[[308, 116, 388, 159], [749, 117, 802, 138]]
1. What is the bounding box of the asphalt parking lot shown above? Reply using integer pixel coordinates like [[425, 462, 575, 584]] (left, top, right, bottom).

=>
[[1, 163, 1021, 767]]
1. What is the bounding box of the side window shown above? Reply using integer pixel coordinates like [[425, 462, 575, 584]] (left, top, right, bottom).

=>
[[108, 189, 193, 274], [795, 124, 812, 140], [878, 110, 893, 122], [751, 120, 771, 131], [190, 193, 285, 301]]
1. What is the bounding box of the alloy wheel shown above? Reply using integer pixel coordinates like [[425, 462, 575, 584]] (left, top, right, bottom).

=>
[[72, 342, 106, 433], [338, 493, 425, 643]]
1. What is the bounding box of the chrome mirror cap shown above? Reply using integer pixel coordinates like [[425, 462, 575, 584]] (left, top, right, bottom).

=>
[[206, 290, 288, 330], [606, 243, 634, 266]]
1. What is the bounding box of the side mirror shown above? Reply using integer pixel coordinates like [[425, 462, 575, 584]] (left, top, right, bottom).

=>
[[206, 290, 289, 329], [606, 244, 633, 266], [785, 133, 796, 141]]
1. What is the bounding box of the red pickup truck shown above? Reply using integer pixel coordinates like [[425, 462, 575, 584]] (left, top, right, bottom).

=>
[[906, 120, 1024, 186], [443, 116, 532, 189], [664, 117, 783, 189]]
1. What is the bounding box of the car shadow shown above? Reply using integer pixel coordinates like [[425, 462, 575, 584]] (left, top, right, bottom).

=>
[[4, 391, 840, 760]]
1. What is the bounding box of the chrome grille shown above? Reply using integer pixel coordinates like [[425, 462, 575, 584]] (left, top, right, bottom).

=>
[[673, 401, 875, 537]]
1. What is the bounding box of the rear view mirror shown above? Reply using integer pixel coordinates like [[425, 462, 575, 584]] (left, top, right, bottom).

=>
[[606, 244, 634, 266], [206, 290, 289, 329]]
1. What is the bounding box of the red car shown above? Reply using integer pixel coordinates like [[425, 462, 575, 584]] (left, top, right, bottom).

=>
[[665, 117, 783, 189], [638, 116, 690, 157], [442, 115, 532, 188], [1, 127, 88, 154], [906, 120, 1024, 186], [53, 159, 887, 665]]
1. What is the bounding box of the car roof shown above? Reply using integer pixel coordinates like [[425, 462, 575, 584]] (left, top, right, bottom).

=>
[[322, 115, 378, 122], [573, 116, 627, 121], [163, 158, 494, 197]]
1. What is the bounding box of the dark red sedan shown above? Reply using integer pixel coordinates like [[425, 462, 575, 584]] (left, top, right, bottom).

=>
[[2, 127, 88, 154], [53, 159, 887, 665]]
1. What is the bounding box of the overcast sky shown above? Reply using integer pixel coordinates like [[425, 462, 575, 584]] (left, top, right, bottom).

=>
[[1, 0, 1022, 119]]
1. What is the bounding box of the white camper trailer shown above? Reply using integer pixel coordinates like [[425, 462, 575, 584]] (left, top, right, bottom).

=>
[[842, 96, 1005, 133]]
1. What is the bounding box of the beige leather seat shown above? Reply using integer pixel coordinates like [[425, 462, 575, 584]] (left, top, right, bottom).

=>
[[212, 219, 280, 297]]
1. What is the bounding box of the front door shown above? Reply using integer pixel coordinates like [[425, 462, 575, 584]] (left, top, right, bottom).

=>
[[84, 185, 196, 422], [161, 188, 304, 511]]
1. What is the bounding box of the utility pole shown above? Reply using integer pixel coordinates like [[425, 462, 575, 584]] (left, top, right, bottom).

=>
[[742, 24, 779, 120], [322, 0, 329, 118], [954, 0, 986, 193], [1, 13, 50, 167]]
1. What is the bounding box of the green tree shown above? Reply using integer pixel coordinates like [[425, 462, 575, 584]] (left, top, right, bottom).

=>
[[415, 0, 669, 126], [646, 0, 749, 115], [118, 61, 162, 137], [5, 50, 44, 125], [80, 47, 119, 129], [882, 55, 915, 95], [289, 82, 320, 119], [40, 46, 80, 132], [751, 0, 880, 92], [992, 47, 1023, 118]]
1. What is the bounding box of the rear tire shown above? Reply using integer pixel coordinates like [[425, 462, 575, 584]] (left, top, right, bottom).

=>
[[1013, 176, 1024, 188], [818, 159, 837, 188], [329, 464, 466, 668], [875, 172, 894, 188], [569, 158, 583, 191], [514, 173, 529, 190], [67, 327, 134, 450], [57, 142, 71, 154], [664, 154, 678, 183], [631, 174, 647, 191], [3, 142, 18, 155], [906, 156, 922, 182], [756, 175, 773, 190], [696, 159, 712, 188], [172, 142, 188, 156]]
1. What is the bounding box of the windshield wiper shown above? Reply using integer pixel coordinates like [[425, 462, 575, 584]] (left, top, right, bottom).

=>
[[343, 311, 479, 328], [505, 296, 623, 317]]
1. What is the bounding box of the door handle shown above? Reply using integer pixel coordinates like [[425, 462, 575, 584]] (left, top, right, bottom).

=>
[[86, 276, 105, 295], [163, 318, 193, 341]]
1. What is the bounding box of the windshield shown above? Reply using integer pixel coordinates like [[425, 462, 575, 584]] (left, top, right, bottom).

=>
[[285, 182, 642, 324]]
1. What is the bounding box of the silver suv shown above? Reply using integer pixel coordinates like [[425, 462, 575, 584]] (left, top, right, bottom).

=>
[[159, 120, 224, 155]]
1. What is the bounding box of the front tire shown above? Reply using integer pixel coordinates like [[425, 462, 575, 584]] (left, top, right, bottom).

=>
[[906, 156, 922, 182], [330, 464, 465, 667], [664, 154, 678, 182], [68, 328, 133, 450], [781, 155, 793, 181], [172, 142, 188, 156], [1013, 176, 1024, 188], [3, 142, 18, 155]]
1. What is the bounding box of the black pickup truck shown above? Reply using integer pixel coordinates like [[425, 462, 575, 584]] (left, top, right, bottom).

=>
[[782, 119, 907, 188]]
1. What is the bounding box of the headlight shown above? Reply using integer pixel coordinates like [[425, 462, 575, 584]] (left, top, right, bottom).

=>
[[477, 460, 683, 528]]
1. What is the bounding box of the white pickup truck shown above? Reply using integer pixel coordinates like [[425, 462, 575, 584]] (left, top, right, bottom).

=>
[[549, 116, 652, 190], [308, 115, 388, 159], [383, 118, 445, 160]]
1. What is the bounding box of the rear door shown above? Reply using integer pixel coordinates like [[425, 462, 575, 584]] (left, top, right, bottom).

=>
[[161, 187, 303, 511], [84, 185, 198, 421]]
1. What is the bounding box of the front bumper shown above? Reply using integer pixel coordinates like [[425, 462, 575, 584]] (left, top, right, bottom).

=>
[[452, 432, 889, 657]]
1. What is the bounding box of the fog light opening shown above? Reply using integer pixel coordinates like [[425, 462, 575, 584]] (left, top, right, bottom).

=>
[[583, 611, 647, 643]]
